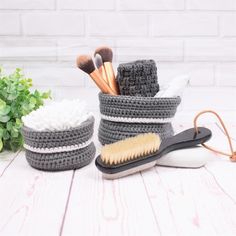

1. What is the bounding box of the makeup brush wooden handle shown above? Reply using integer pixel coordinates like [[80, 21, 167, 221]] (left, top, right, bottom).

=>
[[98, 66, 108, 83], [90, 70, 117, 95], [104, 62, 120, 94]]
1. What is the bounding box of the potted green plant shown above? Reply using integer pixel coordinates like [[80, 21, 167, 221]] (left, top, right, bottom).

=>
[[0, 67, 51, 152]]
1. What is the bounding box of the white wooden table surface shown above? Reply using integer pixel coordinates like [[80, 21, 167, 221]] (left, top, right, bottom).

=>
[[0, 118, 236, 236]]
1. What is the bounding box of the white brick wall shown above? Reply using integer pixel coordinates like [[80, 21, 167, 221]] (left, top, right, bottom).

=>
[[185, 39, 236, 61], [0, 0, 55, 10], [0, 0, 235, 115], [150, 13, 218, 36], [89, 13, 148, 37], [58, 0, 115, 10], [116, 39, 183, 62], [0, 13, 20, 35], [22, 13, 84, 36], [186, 0, 236, 11], [119, 0, 185, 10], [220, 14, 236, 36]]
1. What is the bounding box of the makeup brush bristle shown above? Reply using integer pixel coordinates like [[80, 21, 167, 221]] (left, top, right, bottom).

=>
[[101, 133, 160, 166], [95, 46, 113, 63], [76, 55, 95, 74], [94, 53, 103, 69]]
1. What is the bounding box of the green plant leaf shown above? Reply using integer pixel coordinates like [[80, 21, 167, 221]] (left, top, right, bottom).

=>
[[0, 115, 10, 123], [42, 91, 51, 99], [0, 99, 6, 110], [0, 139, 3, 152], [2, 130, 10, 140], [30, 97, 36, 105], [0, 67, 50, 152], [0, 128, 3, 139], [7, 91, 18, 101], [6, 121, 13, 131], [15, 118, 22, 128], [8, 136, 23, 152], [0, 105, 11, 116], [10, 127, 19, 138]]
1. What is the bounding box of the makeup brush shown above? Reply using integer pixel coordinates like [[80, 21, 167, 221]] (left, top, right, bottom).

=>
[[95, 46, 119, 94], [94, 53, 108, 84], [76, 55, 116, 95]]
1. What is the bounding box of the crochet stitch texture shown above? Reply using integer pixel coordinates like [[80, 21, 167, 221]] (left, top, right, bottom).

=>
[[22, 116, 96, 171], [98, 93, 181, 145], [117, 60, 159, 97]]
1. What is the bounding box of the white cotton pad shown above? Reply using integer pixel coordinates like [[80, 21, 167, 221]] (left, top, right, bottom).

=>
[[156, 146, 216, 168], [22, 99, 93, 131]]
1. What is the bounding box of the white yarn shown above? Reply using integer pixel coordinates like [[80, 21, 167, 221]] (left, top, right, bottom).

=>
[[23, 138, 93, 154], [22, 99, 93, 131], [100, 114, 173, 124]]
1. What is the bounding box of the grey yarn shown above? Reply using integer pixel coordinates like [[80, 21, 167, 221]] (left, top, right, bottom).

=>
[[98, 93, 181, 145], [22, 116, 94, 149], [100, 106, 177, 119], [117, 60, 159, 97], [99, 93, 181, 119], [22, 116, 96, 171], [99, 93, 181, 110], [98, 119, 173, 145], [99, 119, 173, 143], [25, 142, 96, 171]]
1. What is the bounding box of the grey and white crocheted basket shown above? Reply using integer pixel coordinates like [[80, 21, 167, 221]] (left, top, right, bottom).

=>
[[99, 119, 173, 145], [98, 93, 181, 145], [25, 143, 96, 171], [22, 116, 96, 171]]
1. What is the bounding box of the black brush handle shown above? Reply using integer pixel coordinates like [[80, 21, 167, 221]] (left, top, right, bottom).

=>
[[158, 127, 212, 157], [95, 127, 212, 175]]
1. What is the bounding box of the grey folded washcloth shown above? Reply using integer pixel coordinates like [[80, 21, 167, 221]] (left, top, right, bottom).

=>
[[117, 60, 159, 97]]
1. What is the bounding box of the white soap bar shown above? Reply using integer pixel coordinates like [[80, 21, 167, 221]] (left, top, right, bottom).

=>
[[156, 146, 216, 168]]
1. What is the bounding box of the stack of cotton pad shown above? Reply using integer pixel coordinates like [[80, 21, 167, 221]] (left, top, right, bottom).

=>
[[21, 99, 96, 171], [117, 60, 159, 97]]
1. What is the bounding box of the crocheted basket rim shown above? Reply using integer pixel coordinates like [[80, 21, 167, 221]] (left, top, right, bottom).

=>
[[99, 93, 181, 119], [22, 115, 95, 135], [99, 92, 181, 103]]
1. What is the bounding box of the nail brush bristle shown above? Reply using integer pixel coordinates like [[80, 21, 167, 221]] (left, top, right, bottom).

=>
[[101, 133, 161, 165]]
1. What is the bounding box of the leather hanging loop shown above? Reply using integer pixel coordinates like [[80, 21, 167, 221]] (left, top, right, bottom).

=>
[[193, 110, 236, 162], [230, 152, 236, 162]]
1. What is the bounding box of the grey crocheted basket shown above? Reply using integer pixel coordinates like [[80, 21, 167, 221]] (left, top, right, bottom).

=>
[[99, 119, 173, 145], [25, 143, 96, 171], [22, 116, 96, 171], [117, 60, 159, 97], [98, 93, 181, 145], [22, 117, 94, 149]]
